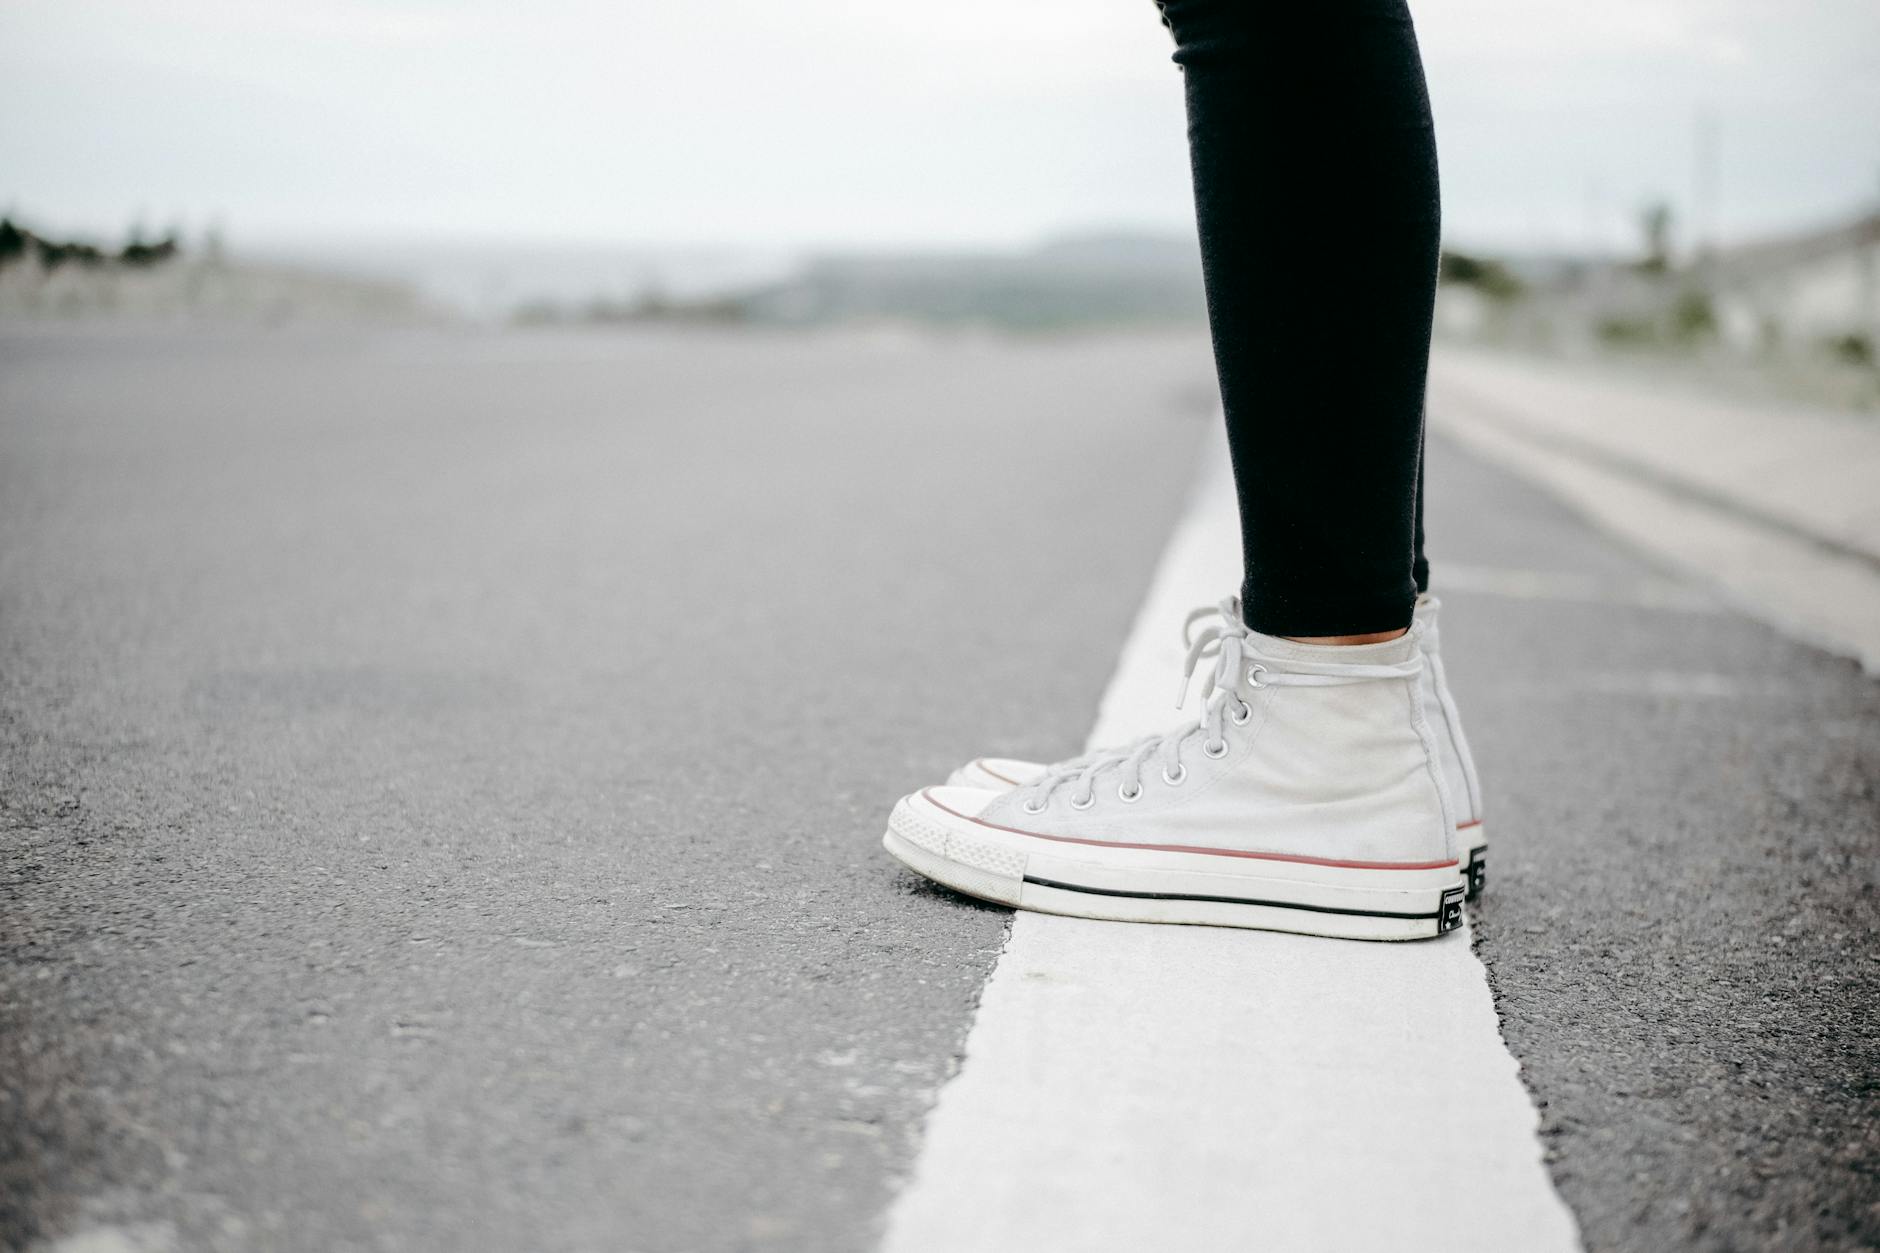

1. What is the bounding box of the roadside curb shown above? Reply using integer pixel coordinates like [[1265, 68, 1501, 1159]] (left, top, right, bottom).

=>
[[1427, 358, 1880, 673], [1429, 347, 1880, 567]]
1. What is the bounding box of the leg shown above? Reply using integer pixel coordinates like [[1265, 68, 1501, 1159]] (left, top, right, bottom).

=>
[[883, 0, 1480, 935], [1159, 0, 1441, 637]]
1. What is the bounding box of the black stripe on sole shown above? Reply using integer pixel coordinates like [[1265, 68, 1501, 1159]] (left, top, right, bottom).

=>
[[1022, 874, 1452, 922]]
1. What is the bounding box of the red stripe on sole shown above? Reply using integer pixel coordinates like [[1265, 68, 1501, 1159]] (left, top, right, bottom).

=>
[[973, 758, 1022, 786], [922, 789, 1459, 872]]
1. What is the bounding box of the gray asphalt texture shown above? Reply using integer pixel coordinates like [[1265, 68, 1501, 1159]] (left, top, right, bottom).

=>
[[0, 325, 1212, 1252], [2, 325, 1876, 1253], [1426, 446, 1880, 1251]]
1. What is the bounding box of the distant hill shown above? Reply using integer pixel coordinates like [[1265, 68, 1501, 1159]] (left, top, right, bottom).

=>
[[735, 232, 1206, 330]]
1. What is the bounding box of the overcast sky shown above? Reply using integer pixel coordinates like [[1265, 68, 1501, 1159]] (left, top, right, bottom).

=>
[[3, 0, 1876, 255]]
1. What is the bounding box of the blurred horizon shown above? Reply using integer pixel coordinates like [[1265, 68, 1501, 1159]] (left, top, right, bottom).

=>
[[5, 0, 1878, 257], [6, 0, 1877, 416]]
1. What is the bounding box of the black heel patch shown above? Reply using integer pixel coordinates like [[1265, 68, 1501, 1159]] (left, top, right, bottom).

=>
[[1465, 849, 1487, 901], [1438, 885, 1466, 934]]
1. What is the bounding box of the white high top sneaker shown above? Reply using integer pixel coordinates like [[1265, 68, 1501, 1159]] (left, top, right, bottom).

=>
[[884, 601, 1467, 941], [947, 595, 1491, 899]]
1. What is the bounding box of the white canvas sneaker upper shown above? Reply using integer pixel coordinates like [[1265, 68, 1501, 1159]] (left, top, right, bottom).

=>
[[953, 596, 1486, 843], [967, 601, 1460, 869]]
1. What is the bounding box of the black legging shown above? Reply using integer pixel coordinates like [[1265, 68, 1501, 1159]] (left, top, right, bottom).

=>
[[1158, 0, 1440, 636]]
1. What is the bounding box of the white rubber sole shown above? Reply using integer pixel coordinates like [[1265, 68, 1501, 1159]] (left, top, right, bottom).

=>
[[949, 758, 1492, 904], [885, 793, 1465, 943]]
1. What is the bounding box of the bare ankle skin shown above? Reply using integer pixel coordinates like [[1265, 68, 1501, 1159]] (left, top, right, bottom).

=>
[[1282, 629, 1409, 646]]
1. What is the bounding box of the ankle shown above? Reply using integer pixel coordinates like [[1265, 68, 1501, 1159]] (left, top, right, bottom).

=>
[[1282, 628, 1409, 647]]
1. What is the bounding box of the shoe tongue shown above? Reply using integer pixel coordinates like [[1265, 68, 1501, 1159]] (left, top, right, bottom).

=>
[[1244, 627, 1420, 667]]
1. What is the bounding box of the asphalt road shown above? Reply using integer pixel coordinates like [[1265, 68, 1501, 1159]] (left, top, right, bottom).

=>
[[2, 324, 1875, 1252], [0, 324, 1213, 1252]]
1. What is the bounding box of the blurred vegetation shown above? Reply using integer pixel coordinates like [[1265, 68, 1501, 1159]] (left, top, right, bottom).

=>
[[513, 288, 747, 326], [1594, 287, 1718, 349], [509, 234, 1209, 333], [1435, 200, 1880, 412], [0, 217, 182, 271], [1438, 249, 1524, 301], [0, 214, 423, 324], [1633, 202, 1675, 276], [1827, 332, 1873, 367]]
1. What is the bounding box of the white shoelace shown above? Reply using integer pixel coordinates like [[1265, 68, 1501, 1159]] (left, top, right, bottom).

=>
[[1013, 597, 1423, 814]]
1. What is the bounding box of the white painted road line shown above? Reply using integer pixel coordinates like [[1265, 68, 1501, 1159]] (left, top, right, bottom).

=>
[[881, 452, 1582, 1253]]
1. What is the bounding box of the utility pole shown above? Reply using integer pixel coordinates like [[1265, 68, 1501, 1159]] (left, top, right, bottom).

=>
[[1692, 106, 1719, 289]]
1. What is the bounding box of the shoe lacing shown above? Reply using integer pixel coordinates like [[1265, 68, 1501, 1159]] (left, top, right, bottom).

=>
[[1014, 597, 1424, 814]]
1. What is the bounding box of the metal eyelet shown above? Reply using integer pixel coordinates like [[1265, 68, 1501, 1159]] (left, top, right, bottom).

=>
[[1162, 763, 1187, 786], [1070, 791, 1096, 811], [1118, 782, 1142, 803], [1246, 664, 1268, 688], [1230, 699, 1252, 725], [1203, 738, 1228, 759], [1023, 798, 1047, 815]]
